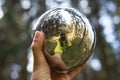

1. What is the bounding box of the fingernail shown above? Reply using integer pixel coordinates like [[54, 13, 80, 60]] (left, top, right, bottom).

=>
[[34, 31, 39, 40]]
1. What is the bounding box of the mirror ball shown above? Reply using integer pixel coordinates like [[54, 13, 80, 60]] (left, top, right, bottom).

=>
[[33, 8, 96, 70]]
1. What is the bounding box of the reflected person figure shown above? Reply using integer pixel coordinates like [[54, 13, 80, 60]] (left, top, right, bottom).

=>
[[54, 33, 72, 54], [52, 33, 72, 71], [31, 31, 87, 80]]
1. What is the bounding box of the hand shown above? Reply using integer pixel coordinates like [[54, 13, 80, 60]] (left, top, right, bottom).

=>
[[31, 31, 87, 80]]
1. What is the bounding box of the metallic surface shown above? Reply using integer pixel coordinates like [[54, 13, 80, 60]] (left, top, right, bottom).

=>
[[33, 8, 96, 70]]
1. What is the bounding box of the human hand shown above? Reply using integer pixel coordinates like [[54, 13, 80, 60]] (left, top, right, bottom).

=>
[[31, 31, 87, 80]]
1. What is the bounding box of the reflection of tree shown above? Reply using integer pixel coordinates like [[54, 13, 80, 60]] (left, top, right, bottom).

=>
[[71, 13, 89, 49], [40, 11, 67, 36], [62, 37, 88, 69]]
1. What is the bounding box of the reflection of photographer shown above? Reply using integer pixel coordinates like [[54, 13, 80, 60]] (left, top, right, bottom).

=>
[[54, 33, 72, 54]]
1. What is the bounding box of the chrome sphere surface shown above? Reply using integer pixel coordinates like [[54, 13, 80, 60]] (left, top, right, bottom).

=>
[[33, 8, 96, 70]]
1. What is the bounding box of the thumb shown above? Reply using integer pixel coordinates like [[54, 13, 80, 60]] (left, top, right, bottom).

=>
[[31, 31, 47, 65]]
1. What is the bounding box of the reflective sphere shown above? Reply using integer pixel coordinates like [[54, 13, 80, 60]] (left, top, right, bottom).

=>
[[33, 8, 96, 70]]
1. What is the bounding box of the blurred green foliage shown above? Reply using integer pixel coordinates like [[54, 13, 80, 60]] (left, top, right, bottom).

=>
[[0, 0, 120, 80]]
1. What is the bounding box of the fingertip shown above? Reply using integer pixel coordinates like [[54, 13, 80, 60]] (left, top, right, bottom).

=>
[[31, 31, 42, 49], [68, 62, 88, 79], [82, 62, 88, 68], [35, 31, 45, 39], [31, 31, 46, 53], [33, 31, 41, 39]]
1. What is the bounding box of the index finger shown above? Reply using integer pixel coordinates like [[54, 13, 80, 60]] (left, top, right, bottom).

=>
[[68, 62, 87, 79]]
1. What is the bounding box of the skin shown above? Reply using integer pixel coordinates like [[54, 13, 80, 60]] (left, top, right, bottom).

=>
[[31, 31, 87, 80]]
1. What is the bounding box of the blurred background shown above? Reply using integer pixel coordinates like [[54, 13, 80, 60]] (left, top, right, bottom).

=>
[[0, 0, 120, 80]]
